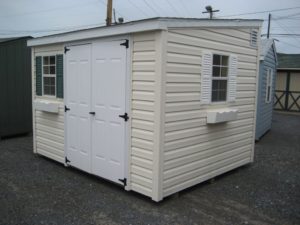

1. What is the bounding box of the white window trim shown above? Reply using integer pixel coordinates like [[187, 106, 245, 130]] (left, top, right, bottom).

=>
[[211, 54, 229, 103], [265, 68, 273, 103], [201, 51, 237, 105], [42, 55, 56, 98]]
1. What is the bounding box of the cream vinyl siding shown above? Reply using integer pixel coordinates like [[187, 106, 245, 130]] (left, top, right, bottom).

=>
[[163, 28, 259, 197], [130, 32, 159, 198], [33, 44, 65, 163]]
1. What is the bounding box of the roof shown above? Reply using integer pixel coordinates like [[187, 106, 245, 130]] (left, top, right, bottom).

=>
[[0, 36, 32, 44], [28, 17, 263, 47], [277, 53, 300, 69], [260, 39, 277, 63]]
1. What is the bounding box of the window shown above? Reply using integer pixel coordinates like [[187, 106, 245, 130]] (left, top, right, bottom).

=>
[[42, 56, 56, 96], [266, 68, 273, 103], [211, 54, 229, 102]]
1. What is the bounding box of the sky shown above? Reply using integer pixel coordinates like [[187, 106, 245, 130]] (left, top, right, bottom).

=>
[[0, 0, 300, 53]]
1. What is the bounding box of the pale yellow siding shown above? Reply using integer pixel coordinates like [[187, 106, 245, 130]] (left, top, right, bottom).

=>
[[162, 28, 259, 197], [130, 32, 158, 198], [33, 44, 65, 163]]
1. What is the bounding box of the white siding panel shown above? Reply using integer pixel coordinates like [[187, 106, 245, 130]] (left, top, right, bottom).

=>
[[163, 28, 259, 198]]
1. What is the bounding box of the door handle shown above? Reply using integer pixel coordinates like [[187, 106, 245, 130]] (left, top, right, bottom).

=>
[[89, 112, 96, 115], [119, 113, 129, 121]]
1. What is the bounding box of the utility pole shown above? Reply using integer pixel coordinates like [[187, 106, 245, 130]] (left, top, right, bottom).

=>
[[267, 13, 271, 39], [202, 5, 219, 19], [106, 0, 112, 26]]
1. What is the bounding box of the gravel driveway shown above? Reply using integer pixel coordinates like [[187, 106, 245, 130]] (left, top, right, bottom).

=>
[[0, 112, 299, 225]]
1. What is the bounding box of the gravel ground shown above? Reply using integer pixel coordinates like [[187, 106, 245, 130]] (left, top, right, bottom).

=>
[[0, 112, 299, 225]]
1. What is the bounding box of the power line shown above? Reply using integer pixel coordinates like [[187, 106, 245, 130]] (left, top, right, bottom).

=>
[[178, 0, 191, 17], [142, 0, 160, 16], [165, 0, 181, 17], [272, 18, 300, 45], [150, 0, 168, 16], [262, 33, 300, 37], [127, 0, 150, 17], [219, 6, 300, 18]]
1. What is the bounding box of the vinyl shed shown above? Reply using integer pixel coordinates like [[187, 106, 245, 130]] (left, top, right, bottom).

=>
[[255, 39, 277, 140], [28, 18, 262, 201], [0, 37, 32, 138]]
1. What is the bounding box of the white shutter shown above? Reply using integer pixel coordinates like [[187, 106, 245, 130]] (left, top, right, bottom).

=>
[[201, 52, 212, 104], [228, 55, 238, 102], [265, 68, 273, 103]]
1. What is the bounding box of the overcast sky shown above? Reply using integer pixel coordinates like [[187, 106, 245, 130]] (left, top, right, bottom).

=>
[[0, 0, 299, 53]]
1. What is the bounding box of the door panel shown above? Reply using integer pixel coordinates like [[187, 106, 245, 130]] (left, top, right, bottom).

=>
[[91, 40, 127, 183], [65, 44, 92, 173]]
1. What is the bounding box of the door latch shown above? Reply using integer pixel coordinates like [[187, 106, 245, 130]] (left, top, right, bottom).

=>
[[89, 112, 96, 115], [119, 113, 129, 121], [65, 105, 70, 112]]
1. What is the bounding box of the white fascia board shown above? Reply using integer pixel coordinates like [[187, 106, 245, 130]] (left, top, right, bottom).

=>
[[28, 20, 167, 47], [165, 19, 263, 29], [28, 18, 263, 47]]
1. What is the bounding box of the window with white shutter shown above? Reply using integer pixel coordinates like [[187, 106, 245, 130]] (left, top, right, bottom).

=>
[[265, 68, 273, 103], [201, 52, 237, 104]]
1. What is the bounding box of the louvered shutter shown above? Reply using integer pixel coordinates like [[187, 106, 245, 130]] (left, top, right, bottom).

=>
[[35, 56, 42, 96], [228, 55, 238, 102], [56, 54, 64, 98], [201, 52, 212, 104]]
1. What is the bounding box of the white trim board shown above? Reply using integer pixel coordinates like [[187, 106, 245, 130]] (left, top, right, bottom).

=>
[[28, 18, 263, 47]]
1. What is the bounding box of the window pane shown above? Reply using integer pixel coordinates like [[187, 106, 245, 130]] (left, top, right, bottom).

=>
[[221, 56, 229, 66], [50, 86, 55, 95], [212, 66, 220, 77], [44, 85, 50, 95], [43, 56, 49, 65], [213, 55, 221, 65], [43, 66, 49, 74], [50, 66, 55, 74], [221, 67, 228, 77], [212, 80, 227, 102], [50, 56, 55, 65], [51, 77, 55, 85]]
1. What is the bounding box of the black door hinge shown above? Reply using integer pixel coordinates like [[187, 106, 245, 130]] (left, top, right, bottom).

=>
[[119, 178, 127, 186], [119, 113, 129, 122], [64, 46, 70, 54], [65, 105, 70, 112], [120, 39, 129, 48], [65, 157, 70, 164]]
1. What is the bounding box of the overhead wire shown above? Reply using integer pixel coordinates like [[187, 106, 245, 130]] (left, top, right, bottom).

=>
[[127, 0, 150, 17], [142, 0, 160, 16], [165, 0, 181, 17], [219, 6, 300, 18]]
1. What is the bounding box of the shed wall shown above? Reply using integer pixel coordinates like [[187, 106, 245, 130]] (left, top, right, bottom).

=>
[[0, 38, 32, 137], [256, 46, 276, 140], [33, 44, 65, 163], [32, 35, 162, 199], [162, 28, 259, 197]]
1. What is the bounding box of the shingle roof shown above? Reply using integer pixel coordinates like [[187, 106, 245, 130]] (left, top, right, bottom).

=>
[[277, 53, 300, 69]]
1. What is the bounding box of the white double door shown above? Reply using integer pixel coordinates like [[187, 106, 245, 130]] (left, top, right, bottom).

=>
[[65, 40, 127, 185]]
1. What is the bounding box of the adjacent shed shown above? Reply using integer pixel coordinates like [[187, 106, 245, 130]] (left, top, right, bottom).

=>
[[27, 18, 262, 201], [0, 37, 32, 138], [274, 53, 300, 112], [255, 39, 277, 140]]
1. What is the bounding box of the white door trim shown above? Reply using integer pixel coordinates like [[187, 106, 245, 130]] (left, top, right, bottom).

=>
[[63, 36, 131, 189]]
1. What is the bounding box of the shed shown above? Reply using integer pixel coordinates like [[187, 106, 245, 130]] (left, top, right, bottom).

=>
[[27, 18, 262, 201], [274, 53, 300, 112], [255, 39, 277, 140], [0, 37, 32, 138]]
